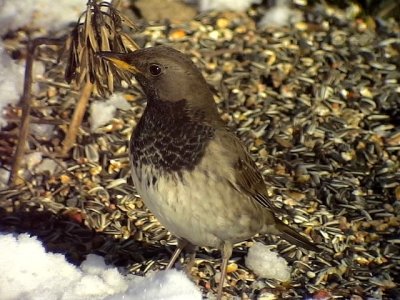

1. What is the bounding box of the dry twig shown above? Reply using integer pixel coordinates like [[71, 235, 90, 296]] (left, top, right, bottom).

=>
[[61, 0, 139, 156], [9, 38, 64, 185]]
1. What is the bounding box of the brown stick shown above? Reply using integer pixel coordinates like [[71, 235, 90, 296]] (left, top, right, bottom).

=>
[[8, 42, 35, 184], [9, 38, 65, 185], [60, 81, 94, 156]]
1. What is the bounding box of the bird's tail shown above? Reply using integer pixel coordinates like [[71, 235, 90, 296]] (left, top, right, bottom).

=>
[[274, 218, 320, 252]]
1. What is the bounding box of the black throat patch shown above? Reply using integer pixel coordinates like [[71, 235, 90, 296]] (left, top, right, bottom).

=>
[[130, 99, 215, 174]]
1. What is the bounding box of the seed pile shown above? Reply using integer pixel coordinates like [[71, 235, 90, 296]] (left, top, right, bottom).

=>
[[0, 2, 399, 299]]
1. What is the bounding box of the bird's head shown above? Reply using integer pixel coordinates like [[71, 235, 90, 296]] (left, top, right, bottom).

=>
[[98, 46, 218, 119]]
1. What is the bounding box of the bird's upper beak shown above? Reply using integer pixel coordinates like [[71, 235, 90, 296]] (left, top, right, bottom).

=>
[[97, 51, 140, 74]]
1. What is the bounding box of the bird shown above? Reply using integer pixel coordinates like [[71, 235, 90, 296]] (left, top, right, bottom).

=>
[[99, 46, 319, 299]]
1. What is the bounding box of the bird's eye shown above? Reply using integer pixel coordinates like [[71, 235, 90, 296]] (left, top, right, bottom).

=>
[[149, 64, 162, 76]]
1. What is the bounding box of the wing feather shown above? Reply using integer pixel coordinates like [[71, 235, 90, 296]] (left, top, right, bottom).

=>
[[216, 128, 280, 213]]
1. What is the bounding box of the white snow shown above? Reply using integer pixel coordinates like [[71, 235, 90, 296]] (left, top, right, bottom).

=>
[[107, 93, 132, 111], [89, 93, 130, 131], [107, 270, 203, 300], [30, 124, 55, 140], [0, 233, 202, 300], [24, 152, 43, 170], [245, 242, 291, 282], [259, 0, 302, 28], [0, 0, 86, 35], [90, 100, 117, 131], [35, 158, 59, 175], [199, 0, 260, 12], [0, 41, 25, 127], [0, 167, 10, 187]]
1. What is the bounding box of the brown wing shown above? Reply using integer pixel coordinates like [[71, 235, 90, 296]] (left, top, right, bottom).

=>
[[216, 128, 281, 213], [234, 153, 278, 210]]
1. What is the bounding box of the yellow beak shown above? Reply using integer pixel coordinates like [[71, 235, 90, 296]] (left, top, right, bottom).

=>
[[97, 52, 140, 73]]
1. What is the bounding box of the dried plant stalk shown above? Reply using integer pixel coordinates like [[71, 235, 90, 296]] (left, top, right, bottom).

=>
[[64, 0, 139, 96], [60, 81, 94, 157], [61, 0, 139, 155], [9, 38, 64, 185]]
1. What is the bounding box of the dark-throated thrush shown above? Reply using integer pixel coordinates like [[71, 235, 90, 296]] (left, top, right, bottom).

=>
[[99, 46, 318, 299]]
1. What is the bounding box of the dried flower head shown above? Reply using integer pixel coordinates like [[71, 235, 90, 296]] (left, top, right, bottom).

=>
[[64, 0, 139, 97]]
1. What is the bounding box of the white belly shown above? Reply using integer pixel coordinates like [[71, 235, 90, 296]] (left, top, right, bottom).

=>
[[131, 163, 264, 248]]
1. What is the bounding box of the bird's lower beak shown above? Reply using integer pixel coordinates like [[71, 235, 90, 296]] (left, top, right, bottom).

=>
[[97, 51, 140, 74]]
